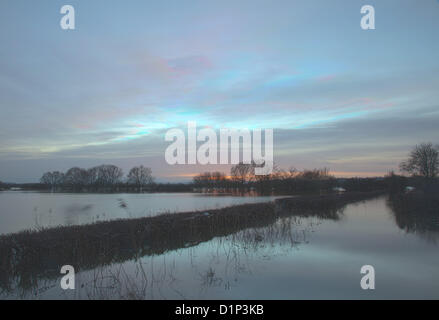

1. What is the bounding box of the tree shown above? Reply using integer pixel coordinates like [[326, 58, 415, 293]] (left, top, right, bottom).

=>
[[210, 171, 227, 188], [230, 162, 255, 186], [400, 143, 439, 178], [193, 171, 227, 190], [96, 165, 123, 188], [86, 167, 99, 188], [297, 168, 331, 180], [193, 172, 212, 189], [64, 167, 88, 190], [127, 166, 154, 192], [40, 171, 65, 191]]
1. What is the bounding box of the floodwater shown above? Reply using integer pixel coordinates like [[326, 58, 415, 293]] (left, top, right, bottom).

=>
[[1, 194, 438, 299], [0, 191, 281, 235]]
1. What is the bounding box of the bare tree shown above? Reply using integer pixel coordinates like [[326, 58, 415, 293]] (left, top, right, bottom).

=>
[[40, 171, 65, 191], [127, 166, 154, 192], [86, 167, 99, 188], [297, 168, 331, 180], [40, 165, 124, 192], [193, 171, 229, 190], [64, 167, 88, 191], [273, 166, 297, 180], [193, 172, 212, 189], [40, 172, 52, 187], [96, 165, 123, 188], [231, 162, 255, 186], [211, 171, 227, 188], [400, 143, 439, 178]]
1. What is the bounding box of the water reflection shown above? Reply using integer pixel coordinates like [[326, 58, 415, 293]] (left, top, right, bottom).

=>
[[1, 193, 439, 299], [0, 192, 282, 234], [64, 204, 94, 226], [387, 194, 439, 244], [1, 194, 348, 299], [22, 216, 318, 300]]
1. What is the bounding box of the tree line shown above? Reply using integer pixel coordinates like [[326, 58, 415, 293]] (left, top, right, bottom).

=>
[[40, 165, 154, 192], [193, 163, 339, 194], [193, 142, 439, 195], [5, 142, 439, 195]]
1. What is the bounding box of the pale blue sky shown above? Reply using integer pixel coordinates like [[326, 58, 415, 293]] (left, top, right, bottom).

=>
[[0, 0, 438, 182]]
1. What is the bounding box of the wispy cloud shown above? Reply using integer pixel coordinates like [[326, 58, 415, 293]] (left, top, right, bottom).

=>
[[0, 0, 438, 182]]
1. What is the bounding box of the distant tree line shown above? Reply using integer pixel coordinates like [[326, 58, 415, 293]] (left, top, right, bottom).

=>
[[192, 142, 439, 195], [5, 142, 437, 196], [40, 165, 154, 192], [193, 163, 339, 194]]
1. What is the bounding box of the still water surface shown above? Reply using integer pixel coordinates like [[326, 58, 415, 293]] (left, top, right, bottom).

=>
[[0, 191, 281, 235], [1, 194, 438, 299]]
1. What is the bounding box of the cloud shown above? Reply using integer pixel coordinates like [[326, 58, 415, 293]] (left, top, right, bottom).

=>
[[1, 0, 439, 182]]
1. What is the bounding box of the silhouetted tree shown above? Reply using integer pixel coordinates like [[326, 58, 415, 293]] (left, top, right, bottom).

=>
[[96, 165, 123, 189], [193, 171, 229, 190], [37, 165, 130, 192], [86, 167, 99, 189], [400, 143, 439, 178], [211, 171, 227, 188], [40, 171, 65, 191], [297, 168, 330, 180], [193, 172, 212, 189], [127, 166, 154, 192], [64, 167, 88, 191], [231, 162, 255, 187]]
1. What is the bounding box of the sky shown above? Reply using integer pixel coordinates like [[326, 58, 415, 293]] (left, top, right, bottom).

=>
[[0, 0, 438, 182]]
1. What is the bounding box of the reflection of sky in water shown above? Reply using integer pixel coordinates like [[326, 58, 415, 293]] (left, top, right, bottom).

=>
[[4, 196, 439, 299], [0, 192, 282, 234]]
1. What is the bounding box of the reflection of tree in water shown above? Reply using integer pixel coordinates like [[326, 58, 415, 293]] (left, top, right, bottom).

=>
[[194, 216, 320, 295], [86, 211, 333, 299], [387, 193, 439, 244], [0, 192, 376, 299], [79, 215, 319, 299]]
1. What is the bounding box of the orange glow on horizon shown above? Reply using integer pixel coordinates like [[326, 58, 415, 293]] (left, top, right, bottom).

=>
[[166, 171, 387, 179]]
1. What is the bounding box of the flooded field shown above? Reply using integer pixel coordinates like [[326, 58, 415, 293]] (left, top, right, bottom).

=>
[[0, 191, 281, 235], [1, 194, 438, 299]]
